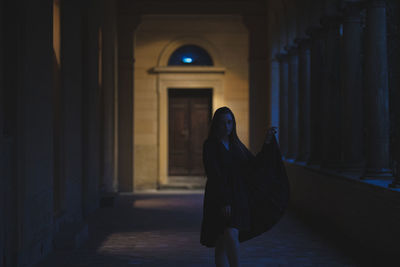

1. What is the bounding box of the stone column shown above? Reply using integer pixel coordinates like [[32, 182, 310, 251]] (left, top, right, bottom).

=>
[[364, 0, 390, 176], [387, 0, 400, 187], [117, 14, 140, 192], [341, 2, 364, 172], [61, 0, 85, 219], [277, 53, 289, 157], [0, 0, 4, 263], [244, 15, 271, 153], [307, 26, 325, 165], [101, 0, 118, 193], [286, 45, 299, 160], [1, 2, 20, 265], [320, 16, 342, 169], [18, 0, 54, 263], [296, 38, 311, 162], [0, 0, 3, 136], [82, 0, 102, 216], [270, 58, 280, 136]]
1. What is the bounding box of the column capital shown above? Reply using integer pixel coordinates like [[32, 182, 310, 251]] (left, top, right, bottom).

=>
[[295, 38, 311, 51], [342, 1, 363, 23], [306, 25, 325, 38], [275, 52, 289, 62], [367, 0, 386, 8], [320, 15, 343, 29], [284, 45, 299, 56]]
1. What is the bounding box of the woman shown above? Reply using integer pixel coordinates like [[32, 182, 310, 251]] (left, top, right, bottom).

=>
[[200, 107, 290, 267]]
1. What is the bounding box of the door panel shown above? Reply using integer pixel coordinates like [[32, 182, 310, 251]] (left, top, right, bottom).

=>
[[190, 99, 210, 175], [168, 89, 211, 176], [169, 99, 189, 175]]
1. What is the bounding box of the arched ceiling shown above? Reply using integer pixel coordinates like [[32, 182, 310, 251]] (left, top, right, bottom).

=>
[[118, 0, 269, 16]]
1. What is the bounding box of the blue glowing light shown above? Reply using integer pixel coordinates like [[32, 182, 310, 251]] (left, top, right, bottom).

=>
[[168, 45, 213, 66], [182, 57, 193, 63]]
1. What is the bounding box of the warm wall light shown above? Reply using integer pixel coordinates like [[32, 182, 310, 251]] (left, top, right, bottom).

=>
[[53, 0, 62, 215], [53, 0, 61, 66]]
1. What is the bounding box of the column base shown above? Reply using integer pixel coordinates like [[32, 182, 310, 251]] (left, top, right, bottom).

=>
[[296, 154, 310, 162], [285, 153, 296, 160], [306, 158, 322, 166], [337, 169, 364, 179], [320, 160, 342, 170], [284, 157, 296, 163], [337, 162, 365, 175], [53, 222, 89, 250], [100, 192, 118, 208], [360, 168, 392, 180], [388, 180, 400, 188]]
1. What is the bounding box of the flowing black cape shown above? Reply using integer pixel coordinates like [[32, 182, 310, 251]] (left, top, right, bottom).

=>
[[238, 135, 290, 242], [200, 135, 290, 247]]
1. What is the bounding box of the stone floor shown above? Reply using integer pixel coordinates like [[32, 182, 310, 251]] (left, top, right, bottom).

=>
[[37, 190, 374, 267]]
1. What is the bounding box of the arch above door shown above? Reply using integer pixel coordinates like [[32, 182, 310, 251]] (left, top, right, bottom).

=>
[[157, 36, 224, 67]]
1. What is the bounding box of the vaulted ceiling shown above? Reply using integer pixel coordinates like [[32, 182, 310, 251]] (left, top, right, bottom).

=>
[[118, 0, 269, 16]]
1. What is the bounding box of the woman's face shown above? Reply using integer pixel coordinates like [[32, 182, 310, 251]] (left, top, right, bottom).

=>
[[217, 113, 233, 138]]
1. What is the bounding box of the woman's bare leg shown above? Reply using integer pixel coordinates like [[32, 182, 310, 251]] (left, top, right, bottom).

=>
[[223, 227, 241, 267], [215, 234, 229, 267]]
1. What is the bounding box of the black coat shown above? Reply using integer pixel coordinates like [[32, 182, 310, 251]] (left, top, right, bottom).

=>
[[200, 135, 290, 247]]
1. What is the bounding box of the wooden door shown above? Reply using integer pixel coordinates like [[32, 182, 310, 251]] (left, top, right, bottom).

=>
[[168, 89, 212, 176]]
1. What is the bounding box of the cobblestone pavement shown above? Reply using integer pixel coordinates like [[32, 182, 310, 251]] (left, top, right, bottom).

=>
[[37, 190, 371, 267]]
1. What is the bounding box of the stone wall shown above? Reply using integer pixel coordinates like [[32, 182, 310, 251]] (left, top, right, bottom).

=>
[[134, 15, 249, 190], [286, 162, 400, 257]]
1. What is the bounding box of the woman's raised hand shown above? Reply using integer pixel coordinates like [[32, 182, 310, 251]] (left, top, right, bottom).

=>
[[265, 126, 278, 144]]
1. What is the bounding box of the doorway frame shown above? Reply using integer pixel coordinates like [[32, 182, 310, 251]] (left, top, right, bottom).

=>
[[167, 88, 212, 178], [154, 67, 225, 186]]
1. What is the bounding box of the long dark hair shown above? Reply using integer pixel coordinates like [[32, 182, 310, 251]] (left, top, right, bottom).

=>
[[207, 106, 251, 160]]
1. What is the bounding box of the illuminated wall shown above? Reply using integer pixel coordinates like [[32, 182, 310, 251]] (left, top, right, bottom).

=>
[[134, 15, 249, 190]]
